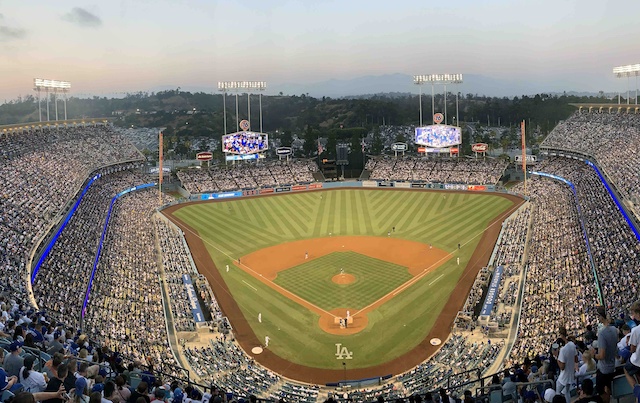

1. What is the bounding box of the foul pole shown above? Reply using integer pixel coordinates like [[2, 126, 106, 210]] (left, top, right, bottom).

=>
[[521, 120, 527, 196], [159, 130, 163, 205]]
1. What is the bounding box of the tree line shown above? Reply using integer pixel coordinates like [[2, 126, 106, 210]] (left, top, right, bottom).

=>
[[0, 89, 621, 161]]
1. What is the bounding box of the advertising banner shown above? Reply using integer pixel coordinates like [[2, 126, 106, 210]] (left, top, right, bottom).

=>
[[411, 183, 427, 189], [292, 185, 307, 191], [225, 154, 262, 161], [276, 147, 292, 156], [467, 185, 487, 191], [201, 191, 242, 200], [444, 184, 467, 190], [394, 182, 411, 188], [391, 142, 408, 152], [196, 152, 213, 161], [275, 186, 291, 193], [362, 180, 378, 188], [423, 147, 452, 154], [377, 181, 395, 188], [514, 155, 537, 163], [259, 188, 274, 194], [471, 143, 488, 153], [308, 183, 323, 189], [480, 266, 504, 316], [182, 274, 206, 323]]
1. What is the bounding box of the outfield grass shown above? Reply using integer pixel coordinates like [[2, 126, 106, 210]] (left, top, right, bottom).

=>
[[273, 251, 412, 311], [173, 189, 514, 369]]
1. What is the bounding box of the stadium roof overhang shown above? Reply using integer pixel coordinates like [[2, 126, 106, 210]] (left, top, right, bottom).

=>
[[569, 103, 640, 113]]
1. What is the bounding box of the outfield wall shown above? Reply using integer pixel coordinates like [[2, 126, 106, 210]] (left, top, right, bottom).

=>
[[176, 181, 504, 204]]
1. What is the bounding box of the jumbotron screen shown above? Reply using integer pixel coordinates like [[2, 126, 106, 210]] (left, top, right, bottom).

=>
[[222, 131, 269, 154], [415, 125, 461, 148]]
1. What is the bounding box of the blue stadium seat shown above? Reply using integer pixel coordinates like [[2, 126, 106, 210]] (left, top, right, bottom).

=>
[[611, 374, 634, 403], [1, 390, 15, 403]]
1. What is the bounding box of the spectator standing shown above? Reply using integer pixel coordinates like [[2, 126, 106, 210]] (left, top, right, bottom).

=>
[[594, 306, 617, 397], [555, 327, 578, 403]]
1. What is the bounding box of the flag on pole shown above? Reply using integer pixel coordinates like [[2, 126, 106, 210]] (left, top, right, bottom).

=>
[[361, 139, 366, 153], [317, 138, 323, 154]]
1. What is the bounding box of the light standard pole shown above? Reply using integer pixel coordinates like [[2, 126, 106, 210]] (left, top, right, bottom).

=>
[[413, 76, 425, 126], [418, 84, 423, 126]]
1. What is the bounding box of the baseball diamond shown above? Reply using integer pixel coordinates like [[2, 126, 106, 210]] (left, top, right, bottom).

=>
[[165, 188, 522, 383]]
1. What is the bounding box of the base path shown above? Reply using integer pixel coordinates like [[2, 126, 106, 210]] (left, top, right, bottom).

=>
[[163, 190, 524, 384], [240, 236, 449, 280]]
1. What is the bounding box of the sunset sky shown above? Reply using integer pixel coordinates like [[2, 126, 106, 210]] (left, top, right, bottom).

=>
[[1, 0, 639, 99]]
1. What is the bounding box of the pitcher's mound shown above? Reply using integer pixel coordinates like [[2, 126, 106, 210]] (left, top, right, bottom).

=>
[[332, 273, 355, 284]]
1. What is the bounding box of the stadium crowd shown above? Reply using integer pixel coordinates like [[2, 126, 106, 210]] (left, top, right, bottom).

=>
[[365, 157, 507, 185], [542, 111, 640, 210], [154, 219, 199, 333], [32, 168, 148, 331], [177, 160, 318, 194], [82, 188, 176, 368], [0, 124, 142, 310], [533, 157, 640, 318], [508, 176, 600, 361]]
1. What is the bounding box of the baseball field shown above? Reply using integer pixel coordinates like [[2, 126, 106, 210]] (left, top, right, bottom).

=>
[[165, 188, 522, 383]]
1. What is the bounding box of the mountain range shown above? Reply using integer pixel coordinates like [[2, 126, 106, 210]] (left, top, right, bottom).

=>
[[146, 73, 612, 100], [272, 73, 611, 99]]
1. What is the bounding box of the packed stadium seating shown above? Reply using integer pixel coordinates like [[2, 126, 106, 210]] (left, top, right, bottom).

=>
[[364, 157, 508, 185], [2, 114, 640, 403], [177, 160, 318, 194], [542, 111, 640, 213]]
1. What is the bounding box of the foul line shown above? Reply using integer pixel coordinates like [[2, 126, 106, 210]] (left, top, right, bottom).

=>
[[242, 280, 258, 291], [429, 273, 445, 286]]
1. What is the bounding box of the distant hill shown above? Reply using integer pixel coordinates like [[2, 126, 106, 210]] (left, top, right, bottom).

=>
[[273, 73, 610, 99]]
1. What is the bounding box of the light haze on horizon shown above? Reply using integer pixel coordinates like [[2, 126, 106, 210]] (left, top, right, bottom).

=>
[[1, 0, 639, 100]]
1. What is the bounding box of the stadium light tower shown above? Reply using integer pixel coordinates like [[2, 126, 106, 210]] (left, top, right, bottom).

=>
[[34, 78, 71, 122], [613, 64, 640, 105], [413, 74, 463, 126], [218, 81, 267, 134]]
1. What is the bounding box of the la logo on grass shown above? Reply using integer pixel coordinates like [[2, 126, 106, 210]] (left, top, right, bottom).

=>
[[335, 343, 353, 360]]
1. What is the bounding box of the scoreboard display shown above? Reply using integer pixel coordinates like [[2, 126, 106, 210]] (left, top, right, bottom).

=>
[[415, 125, 461, 148], [222, 131, 268, 154]]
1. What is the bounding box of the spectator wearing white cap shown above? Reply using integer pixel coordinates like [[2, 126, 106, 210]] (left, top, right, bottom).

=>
[[543, 388, 556, 403]]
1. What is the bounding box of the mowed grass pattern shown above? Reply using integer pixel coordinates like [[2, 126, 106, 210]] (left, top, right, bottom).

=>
[[273, 251, 412, 311], [173, 189, 515, 369]]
